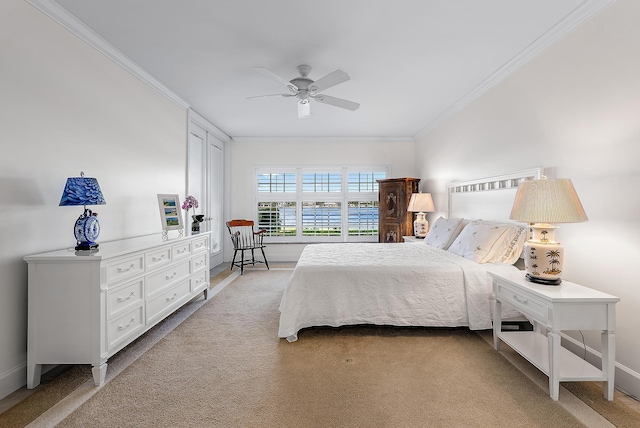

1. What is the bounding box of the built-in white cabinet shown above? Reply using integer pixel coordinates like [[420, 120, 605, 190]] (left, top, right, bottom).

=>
[[25, 233, 210, 388]]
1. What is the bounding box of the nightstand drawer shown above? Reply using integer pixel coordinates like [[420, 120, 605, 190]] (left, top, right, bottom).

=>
[[496, 284, 548, 323]]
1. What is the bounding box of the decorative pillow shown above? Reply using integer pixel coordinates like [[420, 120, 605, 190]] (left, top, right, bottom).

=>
[[447, 222, 511, 263], [475, 220, 528, 264], [424, 217, 466, 250]]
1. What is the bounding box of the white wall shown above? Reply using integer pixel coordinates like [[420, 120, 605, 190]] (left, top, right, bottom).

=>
[[0, 0, 188, 398], [415, 0, 640, 398], [229, 138, 417, 261]]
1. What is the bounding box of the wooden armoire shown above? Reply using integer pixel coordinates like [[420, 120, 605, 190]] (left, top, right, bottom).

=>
[[377, 177, 420, 243]]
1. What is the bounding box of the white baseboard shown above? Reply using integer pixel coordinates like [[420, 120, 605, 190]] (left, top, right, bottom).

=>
[[0, 362, 26, 401], [562, 332, 640, 400]]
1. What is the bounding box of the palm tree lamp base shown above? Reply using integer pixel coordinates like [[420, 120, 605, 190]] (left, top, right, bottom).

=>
[[522, 224, 564, 286]]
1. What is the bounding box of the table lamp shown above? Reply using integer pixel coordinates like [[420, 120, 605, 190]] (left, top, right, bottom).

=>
[[509, 175, 587, 285], [407, 193, 435, 238], [59, 172, 106, 250]]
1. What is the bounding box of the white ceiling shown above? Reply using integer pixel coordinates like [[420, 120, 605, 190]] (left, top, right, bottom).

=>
[[49, 0, 605, 140]]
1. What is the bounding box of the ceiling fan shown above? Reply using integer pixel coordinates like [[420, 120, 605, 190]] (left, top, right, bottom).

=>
[[248, 64, 360, 119]]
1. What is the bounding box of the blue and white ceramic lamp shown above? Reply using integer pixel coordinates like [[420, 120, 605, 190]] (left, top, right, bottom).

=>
[[59, 172, 106, 251]]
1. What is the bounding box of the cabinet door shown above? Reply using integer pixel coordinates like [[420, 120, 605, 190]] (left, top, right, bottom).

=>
[[377, 178, 420, 242], [378, 181, 406, 242]]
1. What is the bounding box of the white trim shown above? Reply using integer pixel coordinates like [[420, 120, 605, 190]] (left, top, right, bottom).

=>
[[25, 0, 190, 109], [0, 362, 27, 401], [233, 137, 415, 144], [413, 0, 615, 141], [188, 109, 231, 144]]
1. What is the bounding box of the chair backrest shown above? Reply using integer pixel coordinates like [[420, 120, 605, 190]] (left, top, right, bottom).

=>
[[226, 219, 258, 249]]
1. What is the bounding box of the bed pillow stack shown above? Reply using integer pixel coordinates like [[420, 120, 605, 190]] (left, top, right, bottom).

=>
[[447, 220, 527, 264], [423, 217, 466, 249]]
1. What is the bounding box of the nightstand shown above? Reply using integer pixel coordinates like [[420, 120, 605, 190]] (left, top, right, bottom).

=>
[[490, 272, 619, 401]]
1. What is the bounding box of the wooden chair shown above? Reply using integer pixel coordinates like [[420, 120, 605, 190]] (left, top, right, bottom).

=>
[[226, 219, 269, 274]]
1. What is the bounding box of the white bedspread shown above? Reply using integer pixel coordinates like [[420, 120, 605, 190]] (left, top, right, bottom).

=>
[[278, 243, 521, 342]]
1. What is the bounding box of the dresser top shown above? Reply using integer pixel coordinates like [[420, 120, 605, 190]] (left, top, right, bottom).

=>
[[24, 232, 210, 262], [490, 272, 619, 303]]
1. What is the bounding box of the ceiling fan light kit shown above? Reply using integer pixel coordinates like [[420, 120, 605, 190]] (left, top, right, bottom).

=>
[[249, 64, 360, 119]]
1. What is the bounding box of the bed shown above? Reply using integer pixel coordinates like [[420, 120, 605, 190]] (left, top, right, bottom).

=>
[[278, 168, 543, 342]]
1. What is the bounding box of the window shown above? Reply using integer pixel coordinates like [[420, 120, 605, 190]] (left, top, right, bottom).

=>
[[255, 166, 388, 242]]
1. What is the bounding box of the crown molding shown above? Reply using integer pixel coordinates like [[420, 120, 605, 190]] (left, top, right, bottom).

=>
[[413, 0, 615, 141], [231, 136, 415, 144], [26, 0, 190, 109]]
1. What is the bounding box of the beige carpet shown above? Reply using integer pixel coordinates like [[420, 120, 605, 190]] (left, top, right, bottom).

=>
[[52, 270, 584, 428], [2, 268, 638, 427]]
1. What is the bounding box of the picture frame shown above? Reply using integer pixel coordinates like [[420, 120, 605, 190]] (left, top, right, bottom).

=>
[[157, 194, 184, 232]]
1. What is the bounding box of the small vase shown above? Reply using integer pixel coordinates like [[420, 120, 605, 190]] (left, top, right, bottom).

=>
[[191, 214, 205, 234], [191, 215, 200, 234]]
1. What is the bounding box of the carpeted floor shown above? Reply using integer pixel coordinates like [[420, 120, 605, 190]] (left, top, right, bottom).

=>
[[2, 266, 639, 427]]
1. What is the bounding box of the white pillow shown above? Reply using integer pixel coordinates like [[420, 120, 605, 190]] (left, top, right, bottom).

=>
[[475, 221, 527, 264], [447, 222, 511, 263], [424, 217, 466, 250]]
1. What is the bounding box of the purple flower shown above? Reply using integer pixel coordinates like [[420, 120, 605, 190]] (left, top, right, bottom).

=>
[[182, 195, 199, 211]]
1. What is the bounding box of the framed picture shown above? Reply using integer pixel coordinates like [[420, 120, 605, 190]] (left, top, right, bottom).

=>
[[157, 194, 183, 231]]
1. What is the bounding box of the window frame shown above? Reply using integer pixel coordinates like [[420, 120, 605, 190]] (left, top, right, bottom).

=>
[[254, 165, 389, 243]]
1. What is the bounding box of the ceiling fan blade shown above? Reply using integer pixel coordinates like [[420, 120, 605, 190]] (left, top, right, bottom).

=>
[[247, 94, 295, 100], [298, 100, 311, 119], [309, 70, 350, 93], [312, 94, 359, 111], [253, 66, 298, 92]]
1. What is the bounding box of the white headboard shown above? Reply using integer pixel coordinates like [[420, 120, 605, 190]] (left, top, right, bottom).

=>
[[447, 168, 543, 221]]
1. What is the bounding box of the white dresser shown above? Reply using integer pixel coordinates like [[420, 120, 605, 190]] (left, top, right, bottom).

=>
[[25, 233, 210, 388]]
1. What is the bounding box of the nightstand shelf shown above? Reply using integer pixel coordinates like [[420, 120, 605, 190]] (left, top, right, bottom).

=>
[[499, 332, 604, 381], [490, 272, 619, 401]]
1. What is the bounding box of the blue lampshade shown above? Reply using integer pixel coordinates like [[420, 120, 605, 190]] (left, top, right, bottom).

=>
[[59, 176, 106, 206], [60, 172, 106, 251]]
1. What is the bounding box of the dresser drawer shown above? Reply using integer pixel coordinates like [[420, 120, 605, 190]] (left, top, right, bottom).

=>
[[107, 255, 144, 284], [191, 253, 207, 273], [172, 241, 192, 260], [497, 284, 549, 323], [146, 280, 191, 324], [107, 306, 144, 351], [107, 278, 144, 318], [191, 270, 208, 293], [192, 236, 208, 253], [145, 247, 172, 272], [146, 260, 190, 298]]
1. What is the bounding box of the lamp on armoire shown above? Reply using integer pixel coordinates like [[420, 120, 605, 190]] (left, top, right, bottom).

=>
[[59, 172, 106, 251], [407, 193, 435, 238], [509, 175, 587, 285]]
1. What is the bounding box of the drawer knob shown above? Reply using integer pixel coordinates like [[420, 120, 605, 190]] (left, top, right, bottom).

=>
[[177, 248, 187, 254], [165, 272, 177, 280], [116, 291, 135, 303], [513, 294, 529, 304], [166, 292, 178, 302], [152, 254, 166, 262]]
